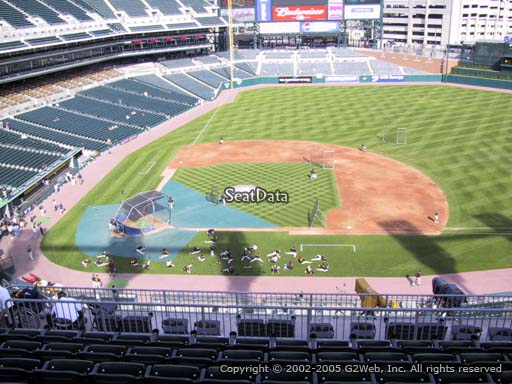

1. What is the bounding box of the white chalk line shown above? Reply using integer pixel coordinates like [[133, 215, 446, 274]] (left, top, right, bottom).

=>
[[138, 161, 156, 175], [192, 106, 221, 145]]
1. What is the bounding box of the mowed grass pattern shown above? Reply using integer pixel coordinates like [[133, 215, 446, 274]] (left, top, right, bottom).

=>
[[173, 163, 340, 227], [41, 85, 512, 277], [197, 86, 512, 228]]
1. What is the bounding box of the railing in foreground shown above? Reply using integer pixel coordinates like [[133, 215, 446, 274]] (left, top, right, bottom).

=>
[[2, 286, 512, 341]]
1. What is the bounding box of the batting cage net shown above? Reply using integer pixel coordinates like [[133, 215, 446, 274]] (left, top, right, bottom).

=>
[[206, 185, 220, 204], [308, 198, 326, 227], [309, 146, 335, 169], [113, 190, 170, 236]]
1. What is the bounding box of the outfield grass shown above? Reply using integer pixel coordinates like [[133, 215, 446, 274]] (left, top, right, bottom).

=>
[[173, 163, 339, 227], [41, 85, 512, 277]]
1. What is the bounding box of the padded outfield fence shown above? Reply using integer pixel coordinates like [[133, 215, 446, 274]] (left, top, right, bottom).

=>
[[3, 286, 512, 341]]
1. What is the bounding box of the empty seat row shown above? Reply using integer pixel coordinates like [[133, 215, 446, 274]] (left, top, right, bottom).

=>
[[4, 118, 106, 152], [187, 70, 228, 89], [1, 357, 511, 384], [59, 96, 166, 128], [164, 73, 215, 100], [80, 86, 190, 116], [17, 106, 141, 143], [134, 75, 200, 102], [108, 78, 197, 106], [0, 145, 61, 170]]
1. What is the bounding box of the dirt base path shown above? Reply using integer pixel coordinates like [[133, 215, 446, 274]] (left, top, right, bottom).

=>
[[170, 140, 448, 235]]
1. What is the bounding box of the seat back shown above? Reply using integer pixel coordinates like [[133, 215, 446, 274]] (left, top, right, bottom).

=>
[[120, 316, 152, 333], [350, 322, 376, 339], [147, 364, 200, 380], [267, 319, 295, 338], [417, 323, 448, 340], [386, 322, 416, 340], [309, 323, 334, 339], [237, 319, 266, 337], [194, 320, 221, 336], [162, 318, 189, 335]]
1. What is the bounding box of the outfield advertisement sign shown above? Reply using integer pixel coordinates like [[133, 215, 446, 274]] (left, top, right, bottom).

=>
[[344, 0, 381, 19], [272, 5, 327, 21], [300, 21, 339, 33], [325, 75, 359, 82], [220, 8, 256, 22], [256, 0, 346, 21], [360, 75, 404, 82], [328, 0, 343, 20], [259, 21, 300, 33], [257, 0, 272, 21], [278, 76, 313, 83]]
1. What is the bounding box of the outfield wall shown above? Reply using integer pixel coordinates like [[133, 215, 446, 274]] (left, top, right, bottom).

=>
[[226, 74, 442, 89], [446, 74, 512, 91]]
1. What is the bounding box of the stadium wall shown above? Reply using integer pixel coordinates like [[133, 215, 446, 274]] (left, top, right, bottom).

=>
[[447, 74, 512, 91], [224, 74, 442, 89]]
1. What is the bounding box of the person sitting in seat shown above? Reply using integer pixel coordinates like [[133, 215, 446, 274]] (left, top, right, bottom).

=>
[[129, 258, 139, 268], [166, 261, 175, 268], [197, 254, 206, 263], [305, 265, 315, 275], [297, 256, 312, 264], [142, 260, 151, 270], [310, 169, 317, 181], [183, 264, 192, 274], [222, 266, 234, 274], [284, 260, 294, 271], [136, 246, 146, 255], [285, 246, 297, 258], [311, 254, 327, 262], [189, 246, 201, 255], [317, 263, 329, 272], [159, 248, 169, 259], [47, 291, 86, 329]]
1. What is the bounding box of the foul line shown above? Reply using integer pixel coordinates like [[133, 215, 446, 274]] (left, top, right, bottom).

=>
[[300, 244, 357, 253], [138, 161, 156, 175], [192, 106, 221, 145]]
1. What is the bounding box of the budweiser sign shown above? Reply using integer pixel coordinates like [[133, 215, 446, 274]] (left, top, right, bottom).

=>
[[272, 5, 327, 21]]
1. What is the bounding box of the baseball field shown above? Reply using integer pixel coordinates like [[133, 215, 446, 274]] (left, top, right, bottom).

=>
[[41, 85, 512, 277]]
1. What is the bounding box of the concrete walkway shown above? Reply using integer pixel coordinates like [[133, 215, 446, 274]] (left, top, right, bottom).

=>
[[1, 83, 511, 295]]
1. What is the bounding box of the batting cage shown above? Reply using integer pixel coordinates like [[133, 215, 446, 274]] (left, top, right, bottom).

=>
[[113, 190, 170, 236]]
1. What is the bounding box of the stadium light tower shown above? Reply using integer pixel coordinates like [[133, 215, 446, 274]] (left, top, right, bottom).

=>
[[227, 0, 235, 88]]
